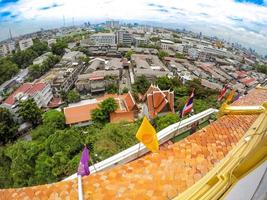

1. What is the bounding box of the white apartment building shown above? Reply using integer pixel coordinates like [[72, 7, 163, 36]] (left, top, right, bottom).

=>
[[90, 33, 116, 46], [19, 38, 33, 51], [0, 42, 16, 56], [2, 82, 53, 110], [160, 40, 175, 50]]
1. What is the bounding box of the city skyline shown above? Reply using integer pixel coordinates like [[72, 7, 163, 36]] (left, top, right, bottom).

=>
[[0, 0, 267, 54]]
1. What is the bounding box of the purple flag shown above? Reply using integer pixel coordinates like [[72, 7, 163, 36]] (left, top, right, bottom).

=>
[[234, 92, 240, 102], [77, 146, 90, 176]]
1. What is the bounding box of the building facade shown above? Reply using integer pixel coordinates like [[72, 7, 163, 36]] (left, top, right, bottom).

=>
[[90, 33, 116, 46], [116, 31, 132, 46]]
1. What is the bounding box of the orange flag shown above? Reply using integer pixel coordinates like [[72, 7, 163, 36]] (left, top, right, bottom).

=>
[[226, 89, 235, 103]]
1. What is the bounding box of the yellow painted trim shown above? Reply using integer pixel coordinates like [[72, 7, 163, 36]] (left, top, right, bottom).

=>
[[256, 84, 267, 90], [173, 111, 267, 200], [218, 101, 267, 116]]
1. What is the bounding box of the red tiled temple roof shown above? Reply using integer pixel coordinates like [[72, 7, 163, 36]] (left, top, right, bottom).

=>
[[143, 85, 175, 118], [1, 88, 267, 199]]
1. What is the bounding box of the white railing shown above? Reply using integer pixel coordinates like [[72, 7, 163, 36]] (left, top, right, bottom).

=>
[[64, 108, 218, 181]]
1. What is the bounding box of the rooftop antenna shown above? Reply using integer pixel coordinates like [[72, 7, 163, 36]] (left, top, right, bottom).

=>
[[9, 28, 13, 40]]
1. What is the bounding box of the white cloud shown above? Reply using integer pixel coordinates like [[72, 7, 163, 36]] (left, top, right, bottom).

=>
[[0, 0, 267, 54]]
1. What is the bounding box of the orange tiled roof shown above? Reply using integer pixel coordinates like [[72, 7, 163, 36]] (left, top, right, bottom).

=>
[[123, 92, 136, 111], [110, 111, 135, 123], [64, 93, 135, 125], [1, 88, 267, 200]]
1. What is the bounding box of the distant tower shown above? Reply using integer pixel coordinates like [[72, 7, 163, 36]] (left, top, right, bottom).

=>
[[9, 28, 13, 40], [63, 15, 66, 27], [72, 17, 74, 27]]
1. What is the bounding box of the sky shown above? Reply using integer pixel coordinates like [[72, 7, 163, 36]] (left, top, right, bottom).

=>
[[0, 0, 267, 55]]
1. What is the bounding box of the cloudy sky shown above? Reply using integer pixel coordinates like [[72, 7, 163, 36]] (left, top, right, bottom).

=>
[[0, 0, 267, 54]]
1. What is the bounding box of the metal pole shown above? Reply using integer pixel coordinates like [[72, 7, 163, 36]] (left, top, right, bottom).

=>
[[91, 157, 98, 173], [77, 175, 83, 200], [136, 143, 141, 158], [173, 116, 183, 139]]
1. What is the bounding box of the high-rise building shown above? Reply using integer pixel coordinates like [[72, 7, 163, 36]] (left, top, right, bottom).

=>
[[116, 30, 132, 46], [106, 20, 120, 29]]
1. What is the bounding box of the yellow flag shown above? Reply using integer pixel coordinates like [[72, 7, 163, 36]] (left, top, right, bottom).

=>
[[136, 116, 159, 153], [226, 89, 235, 103]]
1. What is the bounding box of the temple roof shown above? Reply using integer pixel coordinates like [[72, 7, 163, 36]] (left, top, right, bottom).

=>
[[1, 88, 267, 200]]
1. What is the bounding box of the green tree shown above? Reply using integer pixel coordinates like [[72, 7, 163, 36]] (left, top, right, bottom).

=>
[[18, 98, 42, 127], [28, 64, 42, 79], [51, 41, 67, 56], [67, 89, 81, 103], [30, 125, 56, 141], [11, 49, 38, 68], [253, 64, 267, 75], [155, 76, 173, 90], [106, 83, 118, 94], [5, 141, 41, 187], [34, 152, 57, 184], [0, 147, 12, 188], [0, 58, 19, 85], [125, 50, 133, 60], [94, 122, 138, 159], [150, 37, 160, 42], [132, 75, 151, 94], [28, 55, 60, 80], [154, 113, 179, 131], [0, 108, 18, 144], [43, 110, 65, 130], [158, 50, 169, 60], [175, 53, 185, 59], [31, 39, 49, 56], [91, 108, 107, 124], [122, 87, 129, 94], [100, 97, 118, 114], [91, 98, 118, 124]]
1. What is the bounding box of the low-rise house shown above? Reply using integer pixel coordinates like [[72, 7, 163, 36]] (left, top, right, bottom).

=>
[[1, 82, 53, 121], [62, 51, 85, 62], [131, 54, 171, 80], [33, 52, 52, 65], [201, 79, 222, 90], [240, 77, 258, 87], [75, 70, 120, 94], [142, 85, 175, 118], [38, 61, 85, 96], [64, 92, 137, 126], [19, 38, 33, 51]]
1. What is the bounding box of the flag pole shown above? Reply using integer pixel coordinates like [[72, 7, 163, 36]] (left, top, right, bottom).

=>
[[136, 143, 141, 158], [173, 116, 183, 138], [78, 175, 84, 200], [91, 155, 98, 173]]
